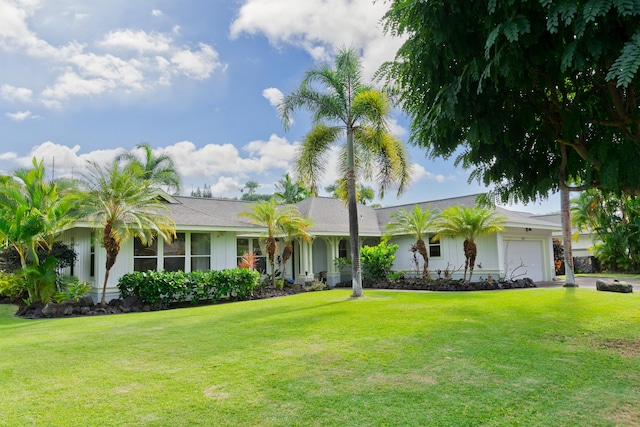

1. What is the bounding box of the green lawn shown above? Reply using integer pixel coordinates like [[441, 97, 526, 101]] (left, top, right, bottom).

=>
[[1, 288, 639, 426], [557, 273, 640, 281]]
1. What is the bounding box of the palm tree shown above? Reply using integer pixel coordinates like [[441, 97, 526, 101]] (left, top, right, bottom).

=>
[[0, 158, 78, 269], [385, 205, 439, 277], [274, 173, 310, 204], [326, 179, 375, 205], [238, 198, 311, 287], [116, 143, 181, 194], [279, 47, 412, 297], [78, 160, 176, 306], [436, 205, 505, 282]]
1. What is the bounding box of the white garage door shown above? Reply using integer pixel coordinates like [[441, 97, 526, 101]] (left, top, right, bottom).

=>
[[503, 240, 544, 282]]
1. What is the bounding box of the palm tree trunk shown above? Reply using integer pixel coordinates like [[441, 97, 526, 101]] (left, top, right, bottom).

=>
[[561, 187, 577, 287], [467, 241, 477, 282], [463, 240, 472, 281], [416, 238, 429, 277], [346, 129, 362, 297], [101, 268, 111, 306]]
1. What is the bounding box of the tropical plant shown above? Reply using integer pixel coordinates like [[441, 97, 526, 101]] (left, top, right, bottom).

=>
[[279, 214, 313, 282], [238, 251, 259, 270], [385, 205, 439, 277], [116, 142, 182, 194], [360, 242, 399, 281], [19, 256, 59, 304], [436, 205, 505, 282], [0, 158, 78, 269], [280, 47, 412, 297], [77, 160, 176, 306], [274, 173, 310, 204], [238, 198, 311, 287], [572, 189, 640, 272]]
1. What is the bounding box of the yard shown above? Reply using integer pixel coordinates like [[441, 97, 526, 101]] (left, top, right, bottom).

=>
[[1, 287, 639, 426]]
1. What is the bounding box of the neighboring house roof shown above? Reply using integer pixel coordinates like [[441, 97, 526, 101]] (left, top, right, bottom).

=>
[[157, 193, 561, 234]]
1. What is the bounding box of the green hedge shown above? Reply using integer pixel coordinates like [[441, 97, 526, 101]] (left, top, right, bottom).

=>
[[118, 269, 260, 307]]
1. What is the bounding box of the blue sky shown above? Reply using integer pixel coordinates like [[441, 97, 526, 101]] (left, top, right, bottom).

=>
[[0, 0, 559, 213]]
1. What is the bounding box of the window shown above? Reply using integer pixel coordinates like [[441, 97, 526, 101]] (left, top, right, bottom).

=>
[[191, 233, 211, 271], [134, 237, 158, 272], [90, 238, 95, 277], [428, 235, 441, 258], [338, 239, 349, 259], [237, 238, 267, 273], [164, 233, 185, 272]]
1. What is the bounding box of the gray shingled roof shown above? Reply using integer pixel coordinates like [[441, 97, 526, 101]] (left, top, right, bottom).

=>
[[162, 193, 560, 233]]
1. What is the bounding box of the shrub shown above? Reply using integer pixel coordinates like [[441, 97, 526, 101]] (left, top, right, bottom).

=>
[[0, 271, 25, 300], [118, 268, 260, 307], [360, 242, 399, 280]]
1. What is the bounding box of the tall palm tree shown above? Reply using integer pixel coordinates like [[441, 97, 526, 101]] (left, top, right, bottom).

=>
[[274, 173, 310, 204], [385, 205, 439, 277], [238, 198, 311, 287], [78, 160, 176, 306], [279, 47, 412, 297], [116, 143, 181, 194], [436, 205, 505, 282]]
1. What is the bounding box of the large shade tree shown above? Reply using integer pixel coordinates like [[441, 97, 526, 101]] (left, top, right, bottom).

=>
[[78, 160, 176, 306], [116, 143, 182, 194], [280, 47, 412, 297], [436, 205, 505, 282], [385, 205, 439, 277], [238, 198, 312, 287], [381, 0, 639, 288]]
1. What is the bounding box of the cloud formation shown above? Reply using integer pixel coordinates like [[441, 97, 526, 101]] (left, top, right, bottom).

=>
[[0, 1, 225, 112], [230, 0, 405, 79]]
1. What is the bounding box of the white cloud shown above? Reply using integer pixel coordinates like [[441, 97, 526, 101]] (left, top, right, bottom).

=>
[[411, 164, 455, 184], [5, 110, 33, 121], [1, 84, 33, 103], [230, 0, 406, 79], [151, 9, 163, 17], [262, 87, 283, 107], [242, 134, 299, 171], [170, 43, 223, 80], [98, 29, 172, 54], [0, 1, 225, 109]]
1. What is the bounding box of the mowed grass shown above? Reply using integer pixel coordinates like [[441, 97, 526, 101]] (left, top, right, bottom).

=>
[[1, 288, 639, 427]]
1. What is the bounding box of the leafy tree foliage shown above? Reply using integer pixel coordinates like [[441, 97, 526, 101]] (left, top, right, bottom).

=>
[[325, 180, 375, 205], [280, 47, 412, 297], [572, 189, 640, 272], [360, 242, 399, 280], [381, 0, 640, 201]]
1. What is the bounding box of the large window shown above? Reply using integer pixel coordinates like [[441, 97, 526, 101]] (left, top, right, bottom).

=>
[[191, 233, 211, 271], [237, 238, 266, 273], [134, 237, 158, 272], [428, 235, 441, 258], [164, 233, 186, 272]]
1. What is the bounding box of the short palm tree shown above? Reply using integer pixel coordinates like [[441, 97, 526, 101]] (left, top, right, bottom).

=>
[[78, 160, 176, 306], [436, 205, 505, 282], [280, 47, 412, 297], [385, 205, 439, 277], [279, 215, 313, 282], [116, 143, 181, 194], [238, 198, 311, 287]]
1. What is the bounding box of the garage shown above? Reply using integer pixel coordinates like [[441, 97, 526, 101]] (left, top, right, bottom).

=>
[[503, 240, 544, 282]]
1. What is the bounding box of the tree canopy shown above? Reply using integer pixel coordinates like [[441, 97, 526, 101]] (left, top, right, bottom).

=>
[[381, 0, 640, 202]]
